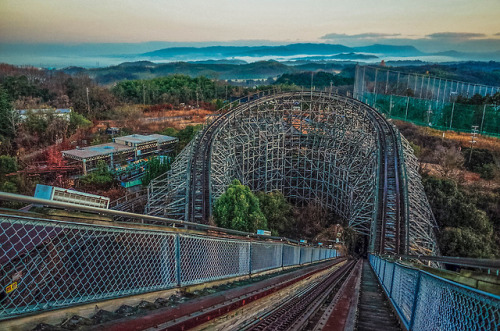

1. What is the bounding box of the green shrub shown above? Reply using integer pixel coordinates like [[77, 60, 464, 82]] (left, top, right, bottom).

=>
[[478, 163, 496, 180], [142, 157, 172, 186], [213, 179, 267, 233], [423, 175, 498, 257], [256, 191, 294, 236], [440, 227, 495, 258], [78, 160, 114, 190], [462, 148, 495, 173]]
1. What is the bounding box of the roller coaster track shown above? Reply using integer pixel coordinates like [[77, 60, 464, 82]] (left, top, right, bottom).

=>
[[188, 94, 284, 223], [366, 106, 404, 254], [149, 91, 437, 255]]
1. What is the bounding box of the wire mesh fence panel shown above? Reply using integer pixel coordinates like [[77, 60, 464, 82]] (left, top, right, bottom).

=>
[[413, 273, 500, 331], [0, 216, 177, 320], [282, 245, 300, 267], [357, 87, 500, 138], [300, 247, 312, 264], [355, 66, 500, 105], [370, 255, 500, 330], [250, 243, 282, 273], [382, 261, 394, 292], [179, 235, 250, 286], [390, 263, 419, 326], [377, 257, 384, 275], [312, 248, 320, 262]]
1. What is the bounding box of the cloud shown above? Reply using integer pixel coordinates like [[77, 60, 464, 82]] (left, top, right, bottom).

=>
[[426, 32, 486, 40], [320, 33, 401, 40]]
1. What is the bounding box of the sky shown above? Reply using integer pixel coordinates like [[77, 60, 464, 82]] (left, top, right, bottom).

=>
[[1, 0, 500, 52]]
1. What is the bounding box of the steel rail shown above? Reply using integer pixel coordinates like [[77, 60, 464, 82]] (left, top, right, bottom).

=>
[[97, 259, 346, 331], [240, 260, 356, 331]]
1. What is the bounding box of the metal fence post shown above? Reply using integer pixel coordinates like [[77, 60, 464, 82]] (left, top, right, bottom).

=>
[[408, 271, 422, 330], [249, 242, 253, 275], [382, 259, 387, 284], [390, 261, 396, 297], [281, 244, 284, 268], [175, 234, 181, 287], [299, 246, 302, 265]]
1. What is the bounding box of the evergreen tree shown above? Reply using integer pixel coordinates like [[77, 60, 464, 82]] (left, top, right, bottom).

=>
[[256, 191, 294, 236], [0, 86, 18, 141], [142, 157, 172, 186], [213, 179, 267, 233]]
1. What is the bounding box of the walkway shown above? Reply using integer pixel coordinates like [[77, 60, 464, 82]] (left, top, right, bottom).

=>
[[356, 260, 401, 331]]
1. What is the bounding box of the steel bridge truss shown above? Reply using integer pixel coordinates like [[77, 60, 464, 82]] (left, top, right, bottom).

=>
[[146, 92, 438, 255]]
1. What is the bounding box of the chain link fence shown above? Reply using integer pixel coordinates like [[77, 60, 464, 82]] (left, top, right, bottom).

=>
[[359, 93, 500, 137], [0, 214, 339, 320], [369, 255, 500, 330], [354, 65, 500, 137]]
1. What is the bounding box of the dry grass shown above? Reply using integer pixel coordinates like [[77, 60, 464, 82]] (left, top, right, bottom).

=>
[[143, 108, 214, 118], [441, 131, 500, 153], [95, 108, 211, 133], [421, 162, 499, 189], [413, 124, 500, 152]]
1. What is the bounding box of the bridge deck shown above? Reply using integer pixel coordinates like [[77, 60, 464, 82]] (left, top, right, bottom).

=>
[[356, 260, 401, 331]]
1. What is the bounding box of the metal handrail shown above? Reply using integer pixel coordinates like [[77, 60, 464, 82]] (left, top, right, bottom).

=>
[[0, 191, 305, 244], [369, 254, 500, 331], [393, 254, 500, 271]]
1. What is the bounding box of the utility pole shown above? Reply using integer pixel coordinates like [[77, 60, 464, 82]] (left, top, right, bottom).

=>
[[142, 84, 146, 104], [86, 87, 91, 115], [469, 125, 478, 163]]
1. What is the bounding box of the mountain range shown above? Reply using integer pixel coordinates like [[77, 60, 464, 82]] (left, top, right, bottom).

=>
[[142, 43, 425, 59], [1, 42, 500, 69], [138, 43, 500, 64]]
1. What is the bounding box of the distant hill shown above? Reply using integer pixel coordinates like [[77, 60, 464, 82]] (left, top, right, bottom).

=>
[[189, 59, 248, 65], [80, 60, 305, 84], [291, 53, 379, 61], [58, 59, 500, 88], [141, 43, 424, 60], [353, 44, 423, 56], [431, 50, 500, 61]]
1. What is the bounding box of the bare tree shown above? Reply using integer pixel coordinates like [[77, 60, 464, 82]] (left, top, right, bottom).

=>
[[432, 145, 464, 178]]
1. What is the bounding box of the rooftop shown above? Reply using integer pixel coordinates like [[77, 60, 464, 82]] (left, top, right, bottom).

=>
[[17, 108, 72, 115], [113, 134, 178, 145], [62, 134, 177, 160], [62, 143, 133, 160]]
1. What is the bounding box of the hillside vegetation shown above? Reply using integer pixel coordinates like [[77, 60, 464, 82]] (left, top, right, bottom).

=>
[[396, 121, 500, 258]]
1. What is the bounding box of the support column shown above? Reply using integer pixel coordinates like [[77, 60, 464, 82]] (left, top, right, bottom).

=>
[[82, 159, 87, 175]]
